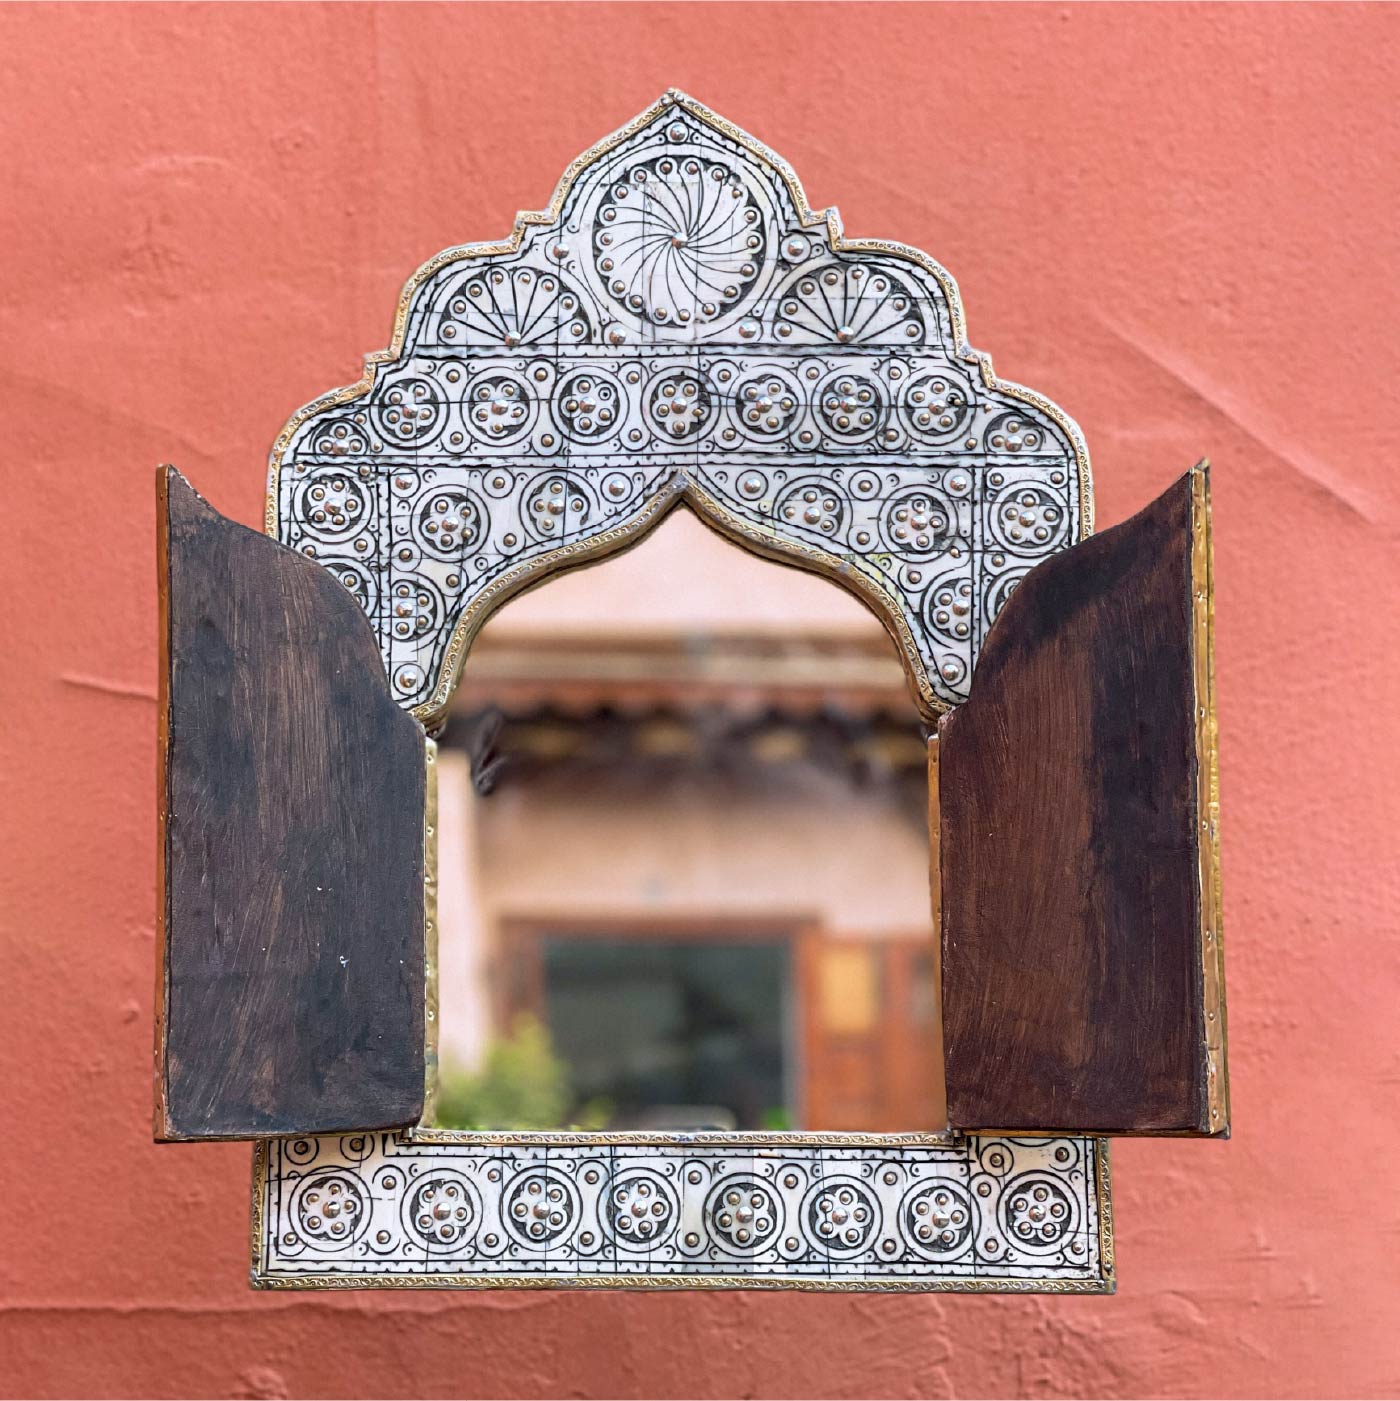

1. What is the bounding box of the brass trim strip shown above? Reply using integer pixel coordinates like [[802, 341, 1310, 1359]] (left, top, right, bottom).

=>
[[1097, 1137, 1116, 1281], [253, 1273, 1111, 1295], [926, 732, 949, 1131], [407, 1127, 958, 1147], [1190, 462, 1230, 1134], [422, 736, 439, 1125], [249, 1139, 267, 1286]]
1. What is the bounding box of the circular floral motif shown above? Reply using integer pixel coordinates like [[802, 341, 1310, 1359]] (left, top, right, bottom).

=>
[[925, 576, 975, 645], [879, 486, 956, 558], [294, 469, 370, 543], [603, 1170, 679, 1251], [386, 574, 444, 644], [901, 1180, 976, 1260], [646, 369, 714, 442], [774, 478, 848, 539], [731, 368, 802, 441], [413, 487, 489, 560], [372, 376, 445, 445], [308, 415, 369, 458], [804, 1177, 879, 1257], [989, 484, 1068, 554], [985, 412, 1047, 455], [403, 1170, 481, 1251], [504, 1168, 580, 1246], [522, 472, 596, 541], [900, 369, 974, 442], [466, 373, 534, 445], [292, 1170, 369, 1247], [816, 371, 885, 442], [594, 155, 765, 327], [998, 1173, 1077, 1252], [705, 1176, 782, 1253], [552, 368, 625, 442]]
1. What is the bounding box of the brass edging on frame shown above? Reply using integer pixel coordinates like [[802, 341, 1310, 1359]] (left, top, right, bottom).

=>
[[1190, 462, 1230, 1133], [407, 1127, 957, 1147], [249, 1138, 268, 1285], [926, 733, 949, 1131], [422, 736, 440, 1126], [252, 1273, 1111, 1294], [1096, 1137, 1116, 1283], [248, 1136, 1114, 1293], [261, 88, 1093, 729]]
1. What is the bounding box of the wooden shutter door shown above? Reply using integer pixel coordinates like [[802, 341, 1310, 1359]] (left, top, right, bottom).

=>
[[155, 468, 427, 1140], [939, 465, 1228, 1136]]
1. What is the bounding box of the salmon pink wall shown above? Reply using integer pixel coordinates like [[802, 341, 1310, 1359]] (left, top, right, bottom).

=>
[[3, 3, 1398, 1396]]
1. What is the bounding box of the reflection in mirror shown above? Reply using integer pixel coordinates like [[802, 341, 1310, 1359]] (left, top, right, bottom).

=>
[[433, 506, 945, 1133]]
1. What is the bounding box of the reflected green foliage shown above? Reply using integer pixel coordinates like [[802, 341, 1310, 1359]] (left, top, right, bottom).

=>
[[436, 1016, 612, 1130]]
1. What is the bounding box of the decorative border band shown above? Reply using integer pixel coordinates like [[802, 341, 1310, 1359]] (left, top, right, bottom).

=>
[[252, 1133, 1113, 1292]]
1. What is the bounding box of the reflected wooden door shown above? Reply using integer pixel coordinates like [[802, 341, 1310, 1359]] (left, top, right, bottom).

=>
[[799, 934, 945, 1132]]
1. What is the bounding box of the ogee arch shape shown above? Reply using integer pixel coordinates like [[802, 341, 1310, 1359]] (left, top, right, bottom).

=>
[[268, 90, 1091, 725]]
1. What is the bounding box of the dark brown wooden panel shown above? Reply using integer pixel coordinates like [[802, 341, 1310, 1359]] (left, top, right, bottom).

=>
[[156, 467, 426, 1140], [939, 465, 1227, 1136]]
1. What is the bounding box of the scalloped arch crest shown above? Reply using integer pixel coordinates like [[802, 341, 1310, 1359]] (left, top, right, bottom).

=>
[[268, 90, 1092, 722]]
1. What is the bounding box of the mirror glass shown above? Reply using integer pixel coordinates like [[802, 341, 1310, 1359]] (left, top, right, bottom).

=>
[[433, 506, 945, 1132]]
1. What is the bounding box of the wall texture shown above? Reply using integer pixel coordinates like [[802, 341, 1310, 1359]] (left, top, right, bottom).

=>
[[2, 3, 1398, 1396]]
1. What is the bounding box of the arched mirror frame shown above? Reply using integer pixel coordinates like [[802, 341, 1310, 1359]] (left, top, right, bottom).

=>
[[158, 92, 1178, 1290]]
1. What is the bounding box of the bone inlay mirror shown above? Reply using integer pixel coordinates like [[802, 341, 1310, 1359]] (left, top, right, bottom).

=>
[[157, 90, 1229, 1294]]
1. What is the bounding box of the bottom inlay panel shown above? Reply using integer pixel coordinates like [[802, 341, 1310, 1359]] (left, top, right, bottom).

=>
[[253, 1134, 1112, 1291]]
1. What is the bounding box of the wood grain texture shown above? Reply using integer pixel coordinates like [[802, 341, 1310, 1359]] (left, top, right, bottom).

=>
[[156, 467, 426, 1140], [939, 466, 1225, 1135]]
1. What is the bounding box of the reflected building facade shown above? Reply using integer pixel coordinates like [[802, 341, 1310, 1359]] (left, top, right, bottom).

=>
[[434, 508, 944, 1133]]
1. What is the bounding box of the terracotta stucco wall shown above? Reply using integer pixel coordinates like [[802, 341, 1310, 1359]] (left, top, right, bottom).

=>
[[3, 3, 1398, 1396]]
